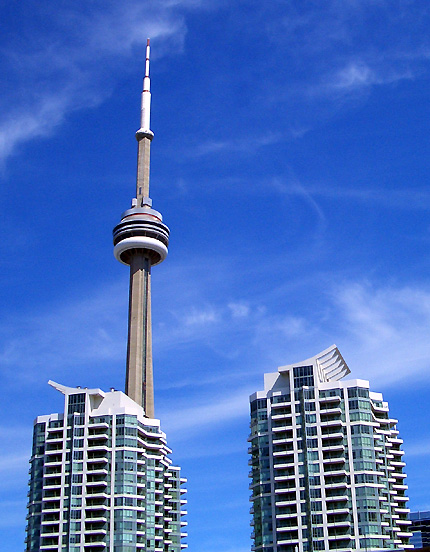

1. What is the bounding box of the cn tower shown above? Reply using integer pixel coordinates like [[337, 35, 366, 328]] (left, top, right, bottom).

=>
[[113, 39, 169, 418]]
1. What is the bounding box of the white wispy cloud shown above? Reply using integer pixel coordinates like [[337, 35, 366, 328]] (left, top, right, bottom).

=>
[[160, 388, 250, 436], [265, 0, 429, 103], [269, 177, 326, 224], [0, 427, 32, 492], [0, 500, 27, 528], [406, 439, 430, 458], [332, 282, 430, 387], [0, 280, 127, 385], [323, 60, 414, 94], [0, 453, 29, 475], [267, 178, 430, 212], [228, 302, 250, 318], [0, 0, 199, 165], [182, 305, 220, 326], [193, 132, 283, 157]]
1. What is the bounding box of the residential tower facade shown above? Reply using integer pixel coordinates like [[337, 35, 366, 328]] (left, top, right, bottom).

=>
[[26, 383, 187, 552], [249, 345, 412, 552]]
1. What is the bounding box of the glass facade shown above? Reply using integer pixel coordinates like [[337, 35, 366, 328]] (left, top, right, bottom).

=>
[[26, 384, 187, 552], [249, 346, 412, 552]]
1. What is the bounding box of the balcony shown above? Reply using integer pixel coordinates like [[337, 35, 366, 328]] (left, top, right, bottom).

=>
[[42, 501, 61, 511], [275, 494, 297, 506], [87, 441, 109, 451], [89, 420, 109, 428], [322, 442, 345, 452], [43, 478, 62, 488], [323, 456, 345, 465], [86, 477, 108, 487], [324, 466, 347, 476], [324, 478, 347, 489], [327, 532, 352, 540], [40, 525, 60, 535], [391, 460, 406, 468], [326, 493, 348, 502], [327, 507, 350, 516], [85, 500, 109, 510], [276, 521, 299, 531], [85, 511, 107, 521], [87, 466, 109, 476], [321, 430, 343, 439], [43, 491, 62, 500], [46, 433, 63, 443], [86, 454, 108, 463], [392, 483, 408, 491], [84, 525, 107, 535]]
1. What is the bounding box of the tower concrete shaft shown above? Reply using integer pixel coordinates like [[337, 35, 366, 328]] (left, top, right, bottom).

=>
[[113, 39, 169, 418], [126, 252, 154, 416]]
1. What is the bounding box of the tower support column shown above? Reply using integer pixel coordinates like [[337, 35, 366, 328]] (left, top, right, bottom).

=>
[[126, 252, 154, 417]]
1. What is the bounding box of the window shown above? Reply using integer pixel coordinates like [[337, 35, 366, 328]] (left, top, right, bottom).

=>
[[350, 412, 372, 422], [70, 521, 81, 531], [294, 366, 313, 378], [294, 366, 314, 388], [319, 389, 342, 399], [115, 497, 135, 506], [355, 473, 377, 484], [251, 399, 267, 412], [350, 424, 373, 435], [271, 394, 291, 404], [347, 387, 369, 399], [68, 394, 86, 415]]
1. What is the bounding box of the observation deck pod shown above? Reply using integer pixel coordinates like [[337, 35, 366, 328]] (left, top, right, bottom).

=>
[[113, 197, 169, 266]]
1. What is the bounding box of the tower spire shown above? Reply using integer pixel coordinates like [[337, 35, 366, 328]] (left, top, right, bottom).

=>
[[136, 38, 154, 203], [113, 41, 170, 418]]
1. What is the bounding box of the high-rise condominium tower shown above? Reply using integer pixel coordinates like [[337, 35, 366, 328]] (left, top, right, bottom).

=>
[[249, 345, 412, 552], [25, 42, 187, 552]]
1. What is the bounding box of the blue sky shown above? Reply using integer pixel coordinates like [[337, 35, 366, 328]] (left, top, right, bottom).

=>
[[1, 1, 430, 550]]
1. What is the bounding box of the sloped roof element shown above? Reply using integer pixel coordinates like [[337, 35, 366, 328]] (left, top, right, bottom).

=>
[[279, 344, 351, 383]]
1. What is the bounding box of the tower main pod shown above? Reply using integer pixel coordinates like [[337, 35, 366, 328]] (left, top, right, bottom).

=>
[[113, 39, 169, 418]]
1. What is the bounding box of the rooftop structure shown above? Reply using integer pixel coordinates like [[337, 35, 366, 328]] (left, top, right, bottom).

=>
[[249, 345, 412, 552]]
